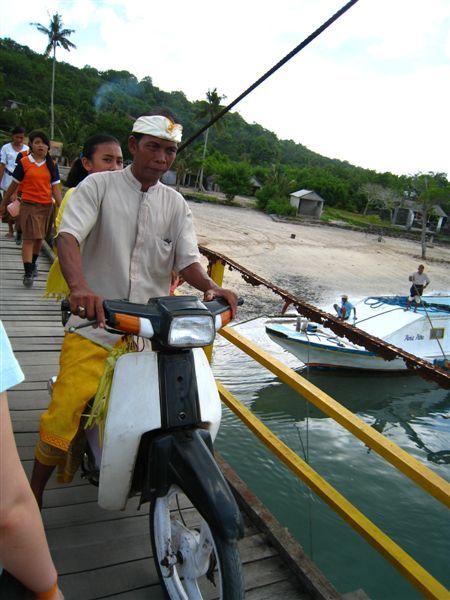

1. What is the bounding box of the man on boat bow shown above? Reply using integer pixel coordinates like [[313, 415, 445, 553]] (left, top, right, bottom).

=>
[[333, 294, 356, 321], [406, 264, 430, 312]]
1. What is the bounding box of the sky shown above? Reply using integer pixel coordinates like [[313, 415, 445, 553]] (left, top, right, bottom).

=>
[[1, 0, 450, 177]]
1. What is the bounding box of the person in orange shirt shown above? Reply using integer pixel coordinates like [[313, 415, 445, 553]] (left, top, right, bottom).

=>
[[0, 131, 62, 288]]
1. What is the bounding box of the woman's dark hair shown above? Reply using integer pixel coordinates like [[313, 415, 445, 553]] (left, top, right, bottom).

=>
[[66, 134, 120, 187], [28, 130, 54, 172]]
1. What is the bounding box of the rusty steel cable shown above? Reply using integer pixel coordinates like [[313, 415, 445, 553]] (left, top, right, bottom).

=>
[[199, 245, 450, 389]]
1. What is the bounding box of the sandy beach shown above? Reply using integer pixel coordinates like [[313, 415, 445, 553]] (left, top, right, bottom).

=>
[[188, 200, 450, 317]]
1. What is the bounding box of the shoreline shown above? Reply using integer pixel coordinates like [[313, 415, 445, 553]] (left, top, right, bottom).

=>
[[188, 200, 450, 317]]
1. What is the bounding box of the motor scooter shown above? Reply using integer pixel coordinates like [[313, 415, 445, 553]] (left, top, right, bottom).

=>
[[57, 295, 245, 599]]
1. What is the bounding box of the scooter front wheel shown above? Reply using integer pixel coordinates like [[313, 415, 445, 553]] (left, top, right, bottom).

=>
[[150, 485, 244, 599]]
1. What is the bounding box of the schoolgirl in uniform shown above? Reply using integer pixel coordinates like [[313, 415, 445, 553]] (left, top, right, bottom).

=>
[[1, 131, 62, 287]]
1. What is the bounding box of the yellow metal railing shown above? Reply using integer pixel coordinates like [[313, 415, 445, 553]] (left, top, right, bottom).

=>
[[220, 327, 450, 509], [218, 382, 449, 600], [207, 255, 450, 600]]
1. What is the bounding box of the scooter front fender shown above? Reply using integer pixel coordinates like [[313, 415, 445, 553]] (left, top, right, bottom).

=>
[[145, 429, 244, 542], [98, 351, 161, 511]]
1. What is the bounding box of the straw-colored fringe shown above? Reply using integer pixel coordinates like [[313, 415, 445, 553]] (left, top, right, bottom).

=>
[[84, 336, 138, 444]]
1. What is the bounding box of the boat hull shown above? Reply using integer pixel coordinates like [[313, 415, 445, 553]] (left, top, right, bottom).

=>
[[266, 326, 408, 372], [265, 295, 450, 372]]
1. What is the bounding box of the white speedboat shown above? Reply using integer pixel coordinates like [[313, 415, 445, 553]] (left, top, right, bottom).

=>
[[265, 295, 450, 372]]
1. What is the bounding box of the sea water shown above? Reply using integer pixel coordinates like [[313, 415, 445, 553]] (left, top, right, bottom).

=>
[[213, 318, 450, 600]]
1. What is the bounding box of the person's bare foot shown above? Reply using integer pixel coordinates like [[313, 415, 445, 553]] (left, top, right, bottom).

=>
[[5, 232, 14, 238]]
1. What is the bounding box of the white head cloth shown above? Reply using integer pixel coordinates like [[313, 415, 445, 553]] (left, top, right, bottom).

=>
[[132, 115, 183, 142]]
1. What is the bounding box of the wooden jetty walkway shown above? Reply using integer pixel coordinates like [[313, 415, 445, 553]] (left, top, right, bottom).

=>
[[0, 227, 346, 600]]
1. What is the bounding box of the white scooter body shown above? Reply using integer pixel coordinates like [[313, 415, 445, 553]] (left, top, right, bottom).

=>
[[96, 347, 221, 511]]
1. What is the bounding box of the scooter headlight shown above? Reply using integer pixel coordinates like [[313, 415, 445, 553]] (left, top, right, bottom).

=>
[[168, 315, 215, 347]]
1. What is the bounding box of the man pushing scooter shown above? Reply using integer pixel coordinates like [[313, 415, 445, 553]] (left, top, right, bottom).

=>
[[31, 109, 238, 508]]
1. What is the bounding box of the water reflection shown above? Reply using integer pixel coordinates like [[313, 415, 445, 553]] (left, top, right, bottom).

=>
[[254, 370, 448, 415], [214, 320, 450, 466], [212, 318, 450, 599], [251, 372, 450, 465]]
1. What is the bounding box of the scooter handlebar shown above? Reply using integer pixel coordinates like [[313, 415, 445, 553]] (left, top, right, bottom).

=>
[[203, 297, 243, 330], [61, 297, 244, 335]]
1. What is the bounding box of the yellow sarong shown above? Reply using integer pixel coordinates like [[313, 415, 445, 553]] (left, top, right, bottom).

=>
[[39, 333, 110, 451], [44, 187, 74, 300], [36, 333, 111, 482]]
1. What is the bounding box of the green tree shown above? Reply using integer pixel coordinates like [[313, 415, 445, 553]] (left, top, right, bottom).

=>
[[360, 182, 401, 221], [11, 105, 49, 133], [94, 110, 134, 158], [409, 172, 450, 259], [256, 165, 295, 212], [217, 162, 252, 201], [248, 134, 280, 164], [55, 111, 89, 161], [31, 13, 76, 139], [203, 150, 229, 177], [195, 88, 226, 191]]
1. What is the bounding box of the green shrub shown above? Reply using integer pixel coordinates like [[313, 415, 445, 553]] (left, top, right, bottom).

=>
[[266, 198, 296, 216], [217, 162, 252, 200], [321, 207, 393, 228]]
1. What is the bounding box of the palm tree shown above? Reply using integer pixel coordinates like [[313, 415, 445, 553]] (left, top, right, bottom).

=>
[[31, 13, 76, 140], [195, 88, 226, 191]]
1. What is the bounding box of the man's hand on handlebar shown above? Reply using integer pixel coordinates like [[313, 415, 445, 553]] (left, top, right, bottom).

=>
[[203, 287, 238, 318], [68, 286, 105, 328]]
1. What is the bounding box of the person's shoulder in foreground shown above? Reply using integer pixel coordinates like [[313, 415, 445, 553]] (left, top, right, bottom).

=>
[[0, 320, 24, 390], [0, 322, 64, 599]]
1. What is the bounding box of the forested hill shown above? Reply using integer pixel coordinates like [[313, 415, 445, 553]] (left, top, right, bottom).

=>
[[0, 37, 337, 165], [1, 37, 446, 213], [0, 39, 310, 154]]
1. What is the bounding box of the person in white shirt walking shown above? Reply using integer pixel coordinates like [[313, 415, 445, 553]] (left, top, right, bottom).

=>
[[0, 126, 29, 241], [405, 264, 430, 312]]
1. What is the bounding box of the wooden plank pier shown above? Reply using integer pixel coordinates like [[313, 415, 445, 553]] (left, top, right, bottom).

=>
[[0, 227, 344, 600]]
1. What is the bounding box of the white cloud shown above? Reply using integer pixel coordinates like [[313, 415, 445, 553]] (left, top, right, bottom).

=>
[[2, 0, 449, 175]]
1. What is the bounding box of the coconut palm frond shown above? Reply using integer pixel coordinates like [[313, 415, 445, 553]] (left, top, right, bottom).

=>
[[57, 38, 77, 51], [30, 23, 50, 34]]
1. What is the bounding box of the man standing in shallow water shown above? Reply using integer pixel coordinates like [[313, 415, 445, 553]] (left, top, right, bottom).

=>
[[31, 108, 238, 507]]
